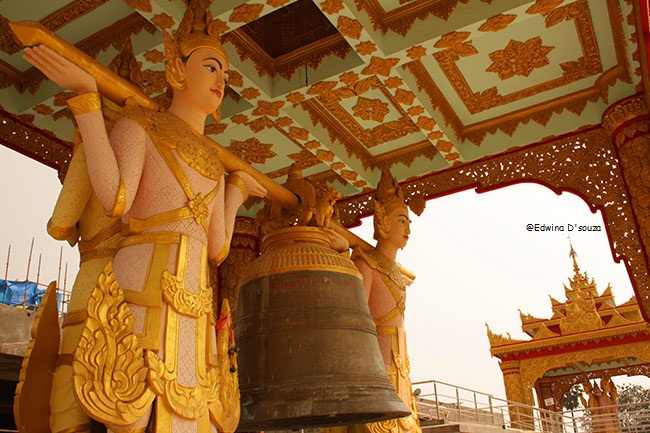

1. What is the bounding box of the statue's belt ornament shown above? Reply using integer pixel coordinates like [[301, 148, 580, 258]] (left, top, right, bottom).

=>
[[72, 262, 237, 426]]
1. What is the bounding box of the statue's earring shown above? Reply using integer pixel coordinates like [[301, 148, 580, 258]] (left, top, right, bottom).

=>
[[166, 58, 187, 90], [378, 217, 391, 240]]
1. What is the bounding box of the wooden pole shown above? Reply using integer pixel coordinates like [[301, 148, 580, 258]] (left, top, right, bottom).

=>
[[57, 246, 63, 290], [3, 245, 10, 293], [36, 254, 42, 286], [24, 237, 35, 307]]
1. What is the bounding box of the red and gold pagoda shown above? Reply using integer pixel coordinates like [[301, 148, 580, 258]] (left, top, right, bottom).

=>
[[488, 245, 650, 421]]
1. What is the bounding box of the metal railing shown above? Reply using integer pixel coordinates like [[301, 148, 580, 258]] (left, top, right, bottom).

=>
[[413, 379, 650, 432]]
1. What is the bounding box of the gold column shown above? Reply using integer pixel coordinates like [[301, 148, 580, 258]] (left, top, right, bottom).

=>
[[211, 217, 260, 316], [499, 360, 534, 430], [602, 96, 650, 264]]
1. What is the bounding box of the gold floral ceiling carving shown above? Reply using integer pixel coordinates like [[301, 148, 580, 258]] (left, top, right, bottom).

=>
[[0, 13, 155, 95], [434, 0, 602, 115], [354, 0, 491, 36], [485, 37, 554, 80]]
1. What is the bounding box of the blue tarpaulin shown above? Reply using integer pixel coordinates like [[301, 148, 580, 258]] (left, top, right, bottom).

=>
[[0, 279, 46, 307]]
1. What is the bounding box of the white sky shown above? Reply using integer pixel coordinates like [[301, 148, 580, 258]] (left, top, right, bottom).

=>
[[0, 143, 646, 401]]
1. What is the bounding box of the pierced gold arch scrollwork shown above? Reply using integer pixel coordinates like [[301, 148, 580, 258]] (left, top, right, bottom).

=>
[[519, 339, 650, 397], [336, 127, 650, 318], [540, 363, 650, 412]]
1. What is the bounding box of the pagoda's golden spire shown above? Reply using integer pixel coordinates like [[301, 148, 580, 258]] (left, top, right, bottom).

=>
[[569, 239, 580, 275]]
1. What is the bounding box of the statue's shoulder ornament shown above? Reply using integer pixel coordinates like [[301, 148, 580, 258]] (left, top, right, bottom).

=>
[[120, 100, 224, 181], [352, 247, 405, 289]]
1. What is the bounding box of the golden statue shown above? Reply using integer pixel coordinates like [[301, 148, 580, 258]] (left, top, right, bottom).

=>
[[330, 170, 422, 433], [20, 1, 266, 432]]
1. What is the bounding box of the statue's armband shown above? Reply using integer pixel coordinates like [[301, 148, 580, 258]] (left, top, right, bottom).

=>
[[68, 93, 102, 116]]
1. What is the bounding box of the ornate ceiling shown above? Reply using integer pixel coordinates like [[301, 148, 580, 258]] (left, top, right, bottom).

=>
[[2, 1, 650, 312], [0, 0, 638, 194]]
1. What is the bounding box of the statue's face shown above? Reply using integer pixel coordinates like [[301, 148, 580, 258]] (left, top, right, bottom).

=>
[[383, 205, 411, 250], [179, 47, 229, 115]]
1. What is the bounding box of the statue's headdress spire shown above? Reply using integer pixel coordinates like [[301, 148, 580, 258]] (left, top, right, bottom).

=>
[[375, 170, 407, 214], [164, 0, 228, 90], [372, 170, 409, 240]]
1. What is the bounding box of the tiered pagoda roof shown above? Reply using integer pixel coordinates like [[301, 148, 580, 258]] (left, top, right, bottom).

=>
[[488, 245, 648, 361]]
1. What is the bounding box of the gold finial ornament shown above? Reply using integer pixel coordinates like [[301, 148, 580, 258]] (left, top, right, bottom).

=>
[[373, 170, 408, 240], [164, 0, 228, 91]]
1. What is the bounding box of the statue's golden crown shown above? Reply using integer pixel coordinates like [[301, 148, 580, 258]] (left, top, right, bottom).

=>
[[164, 0, 228, 91], [170, 0, 226, 58], [375, 170, 407, 214]]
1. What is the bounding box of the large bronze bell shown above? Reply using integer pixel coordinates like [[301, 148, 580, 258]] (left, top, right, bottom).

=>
[[234, 226, 410, 431]]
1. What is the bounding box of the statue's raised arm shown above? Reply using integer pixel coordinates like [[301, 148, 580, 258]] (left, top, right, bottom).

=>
[[24, 45, 127, 215]]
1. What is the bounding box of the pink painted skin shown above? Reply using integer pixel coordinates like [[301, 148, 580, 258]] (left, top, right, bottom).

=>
[[355, 204, 413, 404], [24, 44, 266, 432]]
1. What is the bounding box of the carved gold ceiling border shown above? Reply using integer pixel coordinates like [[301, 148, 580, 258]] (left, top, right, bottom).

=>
[[224, 101, 364, 186], [354, 0, 479, 36], [313, 75, 420, 147], [608, 0, 633, 79], [305, 169, 344, 186], [0, 15, 24, 56], [41, 0, 109, 32], [0, 59, 22, 91], [336, 127, 650, 318], [76, 13, 156, 61], [286, 149, 323, 171], [403, 60, 465, 141], [263, 119, 338, 177], [224, 29, 351, 80], [299, 74, 433, 172], [0, 109, 72, 181], [405, 60, 628, 145], [461, 65, 628, 143], [0, 0, 109, 57], [302, 98, 375, 170], [373, 139, 438, 172], [434, 0, 602, 116]]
